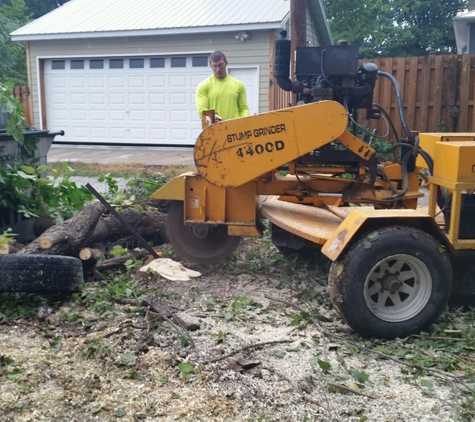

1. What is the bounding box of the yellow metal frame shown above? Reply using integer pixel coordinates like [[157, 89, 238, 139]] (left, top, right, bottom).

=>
[[321, 208, 453, 260]]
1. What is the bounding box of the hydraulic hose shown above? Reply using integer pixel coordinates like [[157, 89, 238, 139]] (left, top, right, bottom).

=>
[[275, 77, 303, 94], [378, 71, 415, 144]]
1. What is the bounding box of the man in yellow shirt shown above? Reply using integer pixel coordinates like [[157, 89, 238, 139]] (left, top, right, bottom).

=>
[[195, 51, 250, 121]]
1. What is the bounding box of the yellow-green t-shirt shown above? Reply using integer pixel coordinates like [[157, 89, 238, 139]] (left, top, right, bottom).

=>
[[196, 74, 250, 120]]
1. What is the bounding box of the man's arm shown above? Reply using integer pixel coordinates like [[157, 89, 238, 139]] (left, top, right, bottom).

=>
[[195, 81, 209, 118], [238, 84, 250, 117]]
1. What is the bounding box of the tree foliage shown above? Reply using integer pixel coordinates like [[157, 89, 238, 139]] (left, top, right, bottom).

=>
[[24, 0, 61, 19], [323, 0, 468, 58], [0, 0, 28, 85]]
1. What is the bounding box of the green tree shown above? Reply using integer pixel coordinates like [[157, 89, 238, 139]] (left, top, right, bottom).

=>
[[323, 0, 468, 58], [0, 0, 28, 85], [24, 0, 60, 19]]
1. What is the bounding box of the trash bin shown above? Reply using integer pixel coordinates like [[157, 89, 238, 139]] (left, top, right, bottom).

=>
[[0, 129, 64, 242]]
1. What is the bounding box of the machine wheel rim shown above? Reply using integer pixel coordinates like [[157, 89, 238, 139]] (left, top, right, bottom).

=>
[[363, 254, 432, 323]]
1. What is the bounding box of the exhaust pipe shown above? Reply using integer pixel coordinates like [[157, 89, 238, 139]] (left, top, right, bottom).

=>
[[273, 32, 302, 94]]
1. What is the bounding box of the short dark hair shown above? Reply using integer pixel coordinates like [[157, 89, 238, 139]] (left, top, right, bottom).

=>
[[209, 51, 227, 63]]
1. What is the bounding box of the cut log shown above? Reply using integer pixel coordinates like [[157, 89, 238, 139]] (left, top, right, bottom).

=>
[[40, 238, 53, 249], [79, 245, 106, 262], [19, 201, 105, 256], [90, 208, 166, 244]]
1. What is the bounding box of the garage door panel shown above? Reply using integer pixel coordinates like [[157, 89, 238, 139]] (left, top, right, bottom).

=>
[[71, 93, 86, 104], [108, 76, 125, 88], [170, 92, 187, 105], [170, 110, 188, 122], [88, 76, 106, 88], [150, 128, 166, 141], [51, 93, 67, 105], [91, 127, 107, 139], [148, 75, 166, 87], [90, 109, 106, 121], [130, 127, 146, 140], [109, 93, 125, 105], [129, 93, 145, 104], [130, 110, 146, 121], [71, 127, 88, 138], [45, 58, 236, 145], [110, 127, 127, 139], [70, 77, 85, 88], [169, 74, 188, 87], [110, 110, 126, 121], [170, 128, 187, 139], [89, 93, 106, 105], [50, 77, 67, 88], [71, 109, 87, 120], [150, 93, 166, 105], [150, 109, 167, 122], [51, 108, 68, 120], [128, 76, 145, 87]]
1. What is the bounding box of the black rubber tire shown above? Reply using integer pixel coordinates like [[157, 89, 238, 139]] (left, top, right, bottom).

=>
[[0, 254, 83, 293], [448, 250, 475, 306], [328, 226, 452, 339], [166, 201, 241, 264]]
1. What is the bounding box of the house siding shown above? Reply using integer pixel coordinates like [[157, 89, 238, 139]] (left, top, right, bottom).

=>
[[27, 30, 272, 128]]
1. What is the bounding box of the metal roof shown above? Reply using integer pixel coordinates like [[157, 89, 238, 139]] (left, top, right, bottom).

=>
[[453, 9, 475, 22], [11, 0, 292, 41]]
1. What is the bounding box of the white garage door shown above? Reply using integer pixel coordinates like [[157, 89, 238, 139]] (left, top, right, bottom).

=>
[[44, 57, 259, 146], [44, 56, 206, 146]]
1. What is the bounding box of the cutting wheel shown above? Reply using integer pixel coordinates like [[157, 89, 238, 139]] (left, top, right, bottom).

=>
[[166, 201, 241, 264]]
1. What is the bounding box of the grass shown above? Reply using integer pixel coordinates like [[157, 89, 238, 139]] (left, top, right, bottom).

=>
[[47, 161, 197, 179]]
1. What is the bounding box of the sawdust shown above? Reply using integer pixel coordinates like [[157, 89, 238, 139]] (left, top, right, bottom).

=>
[[0, 243, 462, 421]]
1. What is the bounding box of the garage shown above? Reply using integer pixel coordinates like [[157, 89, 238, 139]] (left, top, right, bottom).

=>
[[12, 0, 331, 147]]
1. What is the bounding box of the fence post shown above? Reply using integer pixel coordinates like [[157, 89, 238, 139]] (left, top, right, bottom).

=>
[[446, 56, 459, 132]]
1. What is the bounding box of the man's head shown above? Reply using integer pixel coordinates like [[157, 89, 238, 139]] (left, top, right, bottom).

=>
[[209, 51, 228, 79]]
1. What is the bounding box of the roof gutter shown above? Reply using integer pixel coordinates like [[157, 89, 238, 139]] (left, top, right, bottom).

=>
[[11, 22, 286, 42]]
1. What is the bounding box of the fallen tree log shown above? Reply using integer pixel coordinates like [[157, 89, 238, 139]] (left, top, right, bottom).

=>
[[18, 200, 167, 258], [79, 245, 107, 264], [19, 201, 105, 256], [89, 208, 166, 244]]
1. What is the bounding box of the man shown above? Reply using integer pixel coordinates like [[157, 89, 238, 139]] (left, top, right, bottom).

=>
[[195, 51, 250, 121]]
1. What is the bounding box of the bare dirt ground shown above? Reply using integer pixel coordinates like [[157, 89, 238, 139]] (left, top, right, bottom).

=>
[[1, 237, 474, 422]]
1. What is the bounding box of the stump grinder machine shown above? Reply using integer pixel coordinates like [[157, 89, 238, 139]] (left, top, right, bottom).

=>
[[151, 39, 475, 339]]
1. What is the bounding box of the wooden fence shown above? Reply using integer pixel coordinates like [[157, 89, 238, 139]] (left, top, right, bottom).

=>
[[12, 86, 33, 127], [271, 54, 475, 139]]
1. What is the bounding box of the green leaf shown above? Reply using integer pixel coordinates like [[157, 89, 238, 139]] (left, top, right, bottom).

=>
[[366, 231, 379, 241], [310, 358, 332, 371], [115, 409, 126, 417], [178, 362, 194, 378], [420, 379, 434, 390], [158, 376, 168, 383], [119, 353, 137, 367], [19, 165, 35, 174]]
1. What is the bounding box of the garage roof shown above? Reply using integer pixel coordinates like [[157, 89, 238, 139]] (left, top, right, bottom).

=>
[[11, 0, 301, 41], [453, 10, 475, 53]]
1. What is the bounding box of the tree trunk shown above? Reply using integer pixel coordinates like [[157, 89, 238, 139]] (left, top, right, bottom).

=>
[[19, 201, 105, 256], [90, 209, 166, 244], [18, 200, 167, 258]]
